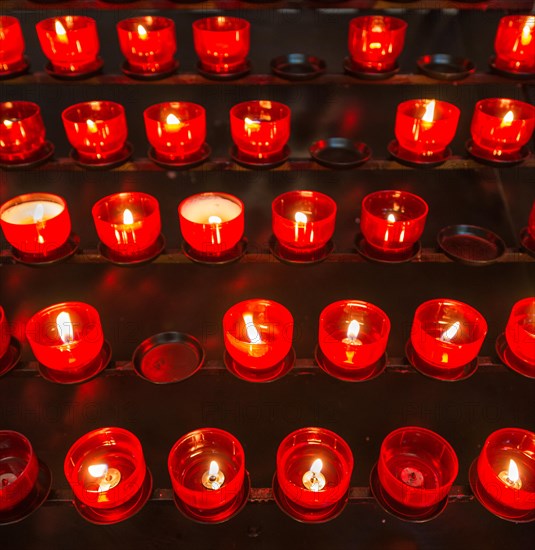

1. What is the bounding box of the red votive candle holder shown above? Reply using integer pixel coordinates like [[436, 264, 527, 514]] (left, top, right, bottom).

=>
[[359, 190, 428, 262], [0, 307, 20, 379], [373, 427, 458, 521], [392, 99, 460, 165], [36, 16, 101, 77], [168, 428, 249, 523], [273, 427, 353, 523], [494, 16, 535, 75], [178, 192, 245, 263], [117, 16, 177, 78], [223, 299, 294, 382], [317, 300, 390, 381], [230, 100, 291, 167], [92, 192, 163, 264], [0, 193, 74, 263], [496, 297, 535, 378], [0, 17, 27, 77], [347, 16, 407, 76], [471, 428, 535, 522], [469, 98, 535, 163], [408, 298, 488, 381], [64, 427, 151, 524], [272, 190, 336, 263], [0, 101, 52, 167], [0, 431, 50, 524], [26, 301, 110, 384], [144, 102, 208, 167], [62, 101, 130, 167], [193, 17, 250, 78]]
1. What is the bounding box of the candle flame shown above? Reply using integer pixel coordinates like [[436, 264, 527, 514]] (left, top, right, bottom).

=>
[[86, 119, 98, 133], [508, 459, 520, 484], [3, 119, 13, 129], [501, 110, 514, 128], [347, 320, 360, 341], [137, 24, 148, 39], [244, 116, 261, 131], [441, 321, 460, 343], [208, 215, 222, 224], [387, 213, 396, 223], [243, 313, 262, 344], [165, 113, 181, 127], [33, 203, 45, 223], [521, 22, 533, 47], [310, 459, 323, 475], [56, 311, 74, 345], [55, 19, 67, 37], [123, 208, 134, 225], [208, 460, 219, 477], [422, 100, 436, 123], [88, 464, 108, 478], [295, 212, 307, 224]]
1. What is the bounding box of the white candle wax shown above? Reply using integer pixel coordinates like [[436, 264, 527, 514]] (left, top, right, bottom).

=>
[[181, 195, 241, 224], [0, 200, 63, 225]]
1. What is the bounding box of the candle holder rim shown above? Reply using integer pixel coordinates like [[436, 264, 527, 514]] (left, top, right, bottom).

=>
[[61, 101, 125, 124], [0, 100, 41, 121], [116, 15, 175, 31], [272, 189, 337, 222], [178, 192, 244, 224], [193, 16, 250, 32], [230, 100, 291, 121], [362, 190, 429, 223], [0, 15, 21, 27], [497, 14, 535, 25], [396, 98, 461, 119], [223, 298, 293, 324], [349, 15, 408, 31], [36, 15, 96, 31], [319, 299, 390, 330], [92, 191, 159, 221], [143, 101, 205, 123], [474, 98, 535, 120], [0, 192, 66, 222]]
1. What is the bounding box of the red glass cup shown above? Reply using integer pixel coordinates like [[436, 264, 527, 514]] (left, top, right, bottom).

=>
[[0, 102, 46, 163], [470, 98, 535, 159], [92, 192, 161, 261], [318, 300, 390, 378], [223, 299, 294, 381], [230, 100, 291, 162], [348, 16, 407, 73], [0, 193, 71, 257], [394, 99, 460, 160], [64, 427, 149, 523], [179, 192, 244, 259], [503, 297, 535, 372], [494, 15, 535, 74], [144, 102, 206, 163], [0, 307, 11, 361], [0, 431, 40, 513], [377, 427, 458, 512], [0, 16, 25, 74], [409, 298, 488, 377], [62, 101, 128, 164], [193, 17, 250, 75], [168, 428, 248, 523], [528, 202, 535, 241], [116, 16, 176, 74], [274, 427, 354, 523], [272, 190, 336, 259], [36, 16, 100, 74], [360, 190, 428, 257], [26, 302, 105, 382]]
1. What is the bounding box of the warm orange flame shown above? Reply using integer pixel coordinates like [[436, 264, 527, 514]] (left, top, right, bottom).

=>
[[422, 100, 436, 123]]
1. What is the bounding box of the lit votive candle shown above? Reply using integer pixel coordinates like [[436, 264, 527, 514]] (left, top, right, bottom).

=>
[[92, 192, 162, 262], [36, 16, 100, 75], [168, 428, 248, 523], [178, 192, 244, 260], [472, 428, 535, 520], [64, 427, 150, 524], [0, 16, 26, 76], [0, 193, 71, 258], [274, 427, 354, 523], [494, 15, 535, 75], [501, 297, 535, 376], [117, 16, 176, 76]]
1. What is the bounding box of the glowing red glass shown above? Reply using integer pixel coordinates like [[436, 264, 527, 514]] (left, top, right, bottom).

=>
[[272, 190, 336, 256], [529, 202, 535, 241], [378, 427, 458, 509], [117, 16, 176, 74], [319, 300, 390, 370], [0, 101, 46, 163], [360, 190, 428, 255], [62, 101, 128, 163], [476, 428, 535, 512], [64, 428, 147, 511], [230, 100, 290, 161], [36, 16, 99, 74], [179, 192, 244, 257], [92, 192, 161, 259], [223, 299, 293, 372], [0, 307, 10, 361], [0, 431, 39, 512], [0, 193, 71, 257], [395, 99, 459, 159], [494, 16, 535, 74], [348, 16, 407, 72], [505, 297, 535, 368], [0, 17, 25, 74], [26, 302, 104, 375], [410, 298, 487, 370], [276, 427, 353, 518], [470, 98, 535, 157], [144, 102, 206, 163], [193, 17, 250, 75], [168, 428, 246, 521]]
